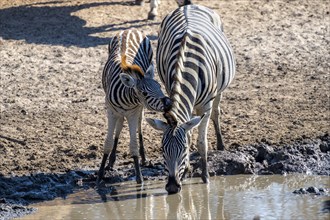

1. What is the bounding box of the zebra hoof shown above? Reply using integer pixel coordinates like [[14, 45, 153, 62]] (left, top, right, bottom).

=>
[[96, 175, 103, 185], [96, 178, 105, 188], [140, 158, 149, 167], [148, 13, 157, 20], [135, 0, 144, 6], [202, 175, 209, 184], [216, 140, 226, 151], [136, 176, 143, 184]]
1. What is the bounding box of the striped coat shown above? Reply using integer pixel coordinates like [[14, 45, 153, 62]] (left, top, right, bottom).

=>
[[98, 29, 171, 184], [147, 5, 235, 193]]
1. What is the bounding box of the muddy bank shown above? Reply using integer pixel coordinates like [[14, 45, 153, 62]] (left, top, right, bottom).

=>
[[1, 134, 329, 219], [207, 133, 330, 176], [0, 201, 35, 220]]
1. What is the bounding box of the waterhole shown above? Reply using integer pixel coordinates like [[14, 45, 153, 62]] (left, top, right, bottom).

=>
[[19, 175, 329, 219]]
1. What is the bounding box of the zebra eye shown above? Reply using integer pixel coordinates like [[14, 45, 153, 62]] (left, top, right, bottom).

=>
[[142, 91, 148, 96]]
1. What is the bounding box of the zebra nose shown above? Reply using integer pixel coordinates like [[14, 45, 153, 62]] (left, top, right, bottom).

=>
[[166, 176, 181, 194], [162, 97, 172, 112], [166, 184, 181, 194]]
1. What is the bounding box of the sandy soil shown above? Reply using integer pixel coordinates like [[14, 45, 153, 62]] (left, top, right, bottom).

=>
[[0, 0, 329, 176], [0, 0, 330, 218]]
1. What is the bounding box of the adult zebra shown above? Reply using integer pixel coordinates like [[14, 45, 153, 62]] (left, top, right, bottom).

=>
[[135, 0, 192, 20], [147, 5, 235, 193], [98, 28, 171, 184]]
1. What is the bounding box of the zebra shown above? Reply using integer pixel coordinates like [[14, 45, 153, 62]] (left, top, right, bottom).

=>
[[146, 4, 236, 193], [97, 28, 172, 184], [135, 0, 193, 20]]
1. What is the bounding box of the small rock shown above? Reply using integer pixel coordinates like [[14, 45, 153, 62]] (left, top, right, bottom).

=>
[[277, 65, 283, 71], [255, 144, 274, 162], [20, 109, 27, 115], [293, 188, 307, 194], [88, 145, 98, 151], [262, 160, 268, 167], [268, 162, 284, 174], [306, 147, 315, 155], [306, 186, 319, 194], [319, 188, 327, 193], [319, 142, 329, 153]]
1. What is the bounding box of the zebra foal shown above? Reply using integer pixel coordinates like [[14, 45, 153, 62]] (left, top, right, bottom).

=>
[[98, 29, 171, 184], [135, 0, 192, 20], [147, 5, 236, 193]]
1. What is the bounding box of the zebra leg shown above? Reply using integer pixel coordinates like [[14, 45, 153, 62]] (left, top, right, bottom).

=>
[[97, 108, 119, 183], [148, 0, 160, 20], [182, 132, 192, 179], [127, 108, 144, 184], [177, 0, 193, 6], [138, 109, 147, 166], [107, 117, 124, 169], [211, 94, 225, 151], [196, 109, 211, 184]]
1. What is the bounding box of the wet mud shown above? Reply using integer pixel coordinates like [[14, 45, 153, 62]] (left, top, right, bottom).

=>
[[1, 134, 329, 219]]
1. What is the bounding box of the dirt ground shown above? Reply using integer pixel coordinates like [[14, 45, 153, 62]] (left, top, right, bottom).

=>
[[0, 0, 330, 218], [0, 0, 329, 181]]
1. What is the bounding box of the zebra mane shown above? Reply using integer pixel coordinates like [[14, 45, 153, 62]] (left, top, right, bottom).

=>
[[164, 33, 190, 127], [120, 54, 144, 77]]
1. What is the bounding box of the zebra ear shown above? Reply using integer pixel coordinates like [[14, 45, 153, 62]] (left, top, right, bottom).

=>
[[181, 115, 205, 132], [146, 118, 168, 131], [145, 62, 155, 79], [120, 73, 136, 88]]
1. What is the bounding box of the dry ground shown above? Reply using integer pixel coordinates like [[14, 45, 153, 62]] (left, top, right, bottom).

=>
[[0, 0, 329, 176]]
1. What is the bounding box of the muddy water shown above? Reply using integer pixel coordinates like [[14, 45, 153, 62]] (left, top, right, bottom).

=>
[[19, 175, 329, 220]]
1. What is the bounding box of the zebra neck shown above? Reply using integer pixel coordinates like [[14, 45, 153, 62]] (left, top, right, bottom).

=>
[[168, 88, 194, 124], [167, 33, 196, 124]]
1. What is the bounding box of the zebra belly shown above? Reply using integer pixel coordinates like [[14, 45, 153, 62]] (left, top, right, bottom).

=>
[[106, 98, 141, 116], [105, 84, 141, 116]]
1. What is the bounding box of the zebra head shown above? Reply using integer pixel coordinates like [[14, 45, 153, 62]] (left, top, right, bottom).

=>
[[146, 115, 203, 194], [120, 63, 172, 112]]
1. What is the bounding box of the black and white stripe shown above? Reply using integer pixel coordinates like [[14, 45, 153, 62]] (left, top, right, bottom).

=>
[[98, 29, 170, 184], [147, 4, 235, 193]]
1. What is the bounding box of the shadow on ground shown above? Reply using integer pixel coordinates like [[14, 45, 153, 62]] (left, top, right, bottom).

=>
[[0, 1, 159, 47]]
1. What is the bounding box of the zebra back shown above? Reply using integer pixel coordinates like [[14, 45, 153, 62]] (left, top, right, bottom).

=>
[[157, 5, 235, 123], [102, 29, 153, 111]]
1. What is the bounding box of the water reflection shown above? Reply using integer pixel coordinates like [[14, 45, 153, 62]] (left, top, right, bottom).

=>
[[20, 175, 330, 220], [222, 175, 329, 219], [165, 182, 213, 220]]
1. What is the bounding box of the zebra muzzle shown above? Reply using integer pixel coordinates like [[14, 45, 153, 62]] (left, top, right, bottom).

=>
[[166, 175, 182, 194], [161, 97, 172, 112]]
